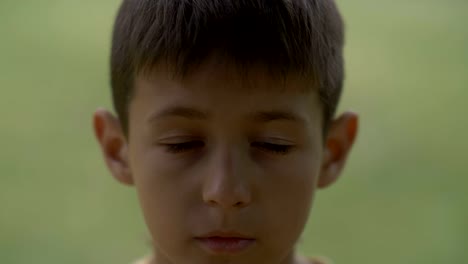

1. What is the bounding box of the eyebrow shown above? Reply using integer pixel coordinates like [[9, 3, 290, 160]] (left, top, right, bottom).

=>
[[250, 110, 306, 124], [148, 106, 209, 122], [148, 106, 307, 124]]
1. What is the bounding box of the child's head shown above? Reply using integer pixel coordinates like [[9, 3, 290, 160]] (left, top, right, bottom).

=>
[[93, 0, 358, 263]]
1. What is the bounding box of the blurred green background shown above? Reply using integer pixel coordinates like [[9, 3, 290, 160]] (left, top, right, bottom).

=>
[[1, 0, 467, 263]]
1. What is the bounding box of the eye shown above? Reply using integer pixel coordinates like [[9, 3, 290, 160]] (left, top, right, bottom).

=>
[[251, 142, 294, 155], [163, 141, 205, 153]]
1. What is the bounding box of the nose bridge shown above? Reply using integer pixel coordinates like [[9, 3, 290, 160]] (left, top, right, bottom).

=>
[[202, 143, 252, 209]]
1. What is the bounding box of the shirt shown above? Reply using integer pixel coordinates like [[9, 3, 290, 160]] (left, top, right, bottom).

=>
[[132, 254, 331, 264]]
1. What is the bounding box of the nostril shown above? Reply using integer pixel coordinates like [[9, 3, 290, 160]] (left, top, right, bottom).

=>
[[204, 198, 248, 209], [207, 200, 218, 207], [206, 200, 240, 206], [234, 201, 245, 208]]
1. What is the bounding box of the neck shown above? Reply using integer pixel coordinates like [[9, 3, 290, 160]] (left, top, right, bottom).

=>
[[146, 250, 308, 264]]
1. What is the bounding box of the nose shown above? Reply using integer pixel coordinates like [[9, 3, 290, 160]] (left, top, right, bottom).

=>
[[202, 147, 252, 209]]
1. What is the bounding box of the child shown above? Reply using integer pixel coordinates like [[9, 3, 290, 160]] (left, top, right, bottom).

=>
[[93, 0, 358, 263]]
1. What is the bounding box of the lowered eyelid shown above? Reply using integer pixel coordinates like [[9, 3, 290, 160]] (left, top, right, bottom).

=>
[[251, 136, 296, 145], [156, 134, 204, 143]]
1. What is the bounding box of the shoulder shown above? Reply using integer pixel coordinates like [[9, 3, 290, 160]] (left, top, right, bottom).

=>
[[132, 255, 152, 264], [308, 256, 333, 264], [297, 253, 333, 264], [132, 255, 331, 264]]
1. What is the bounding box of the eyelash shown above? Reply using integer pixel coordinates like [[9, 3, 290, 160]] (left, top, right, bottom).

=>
[[250, 142, 293, 155], [163, 141, 293, 155], [164, 141, 205, 153]]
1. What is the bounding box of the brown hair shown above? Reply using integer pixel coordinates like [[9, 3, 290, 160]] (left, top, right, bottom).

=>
[[110, 0, 345, 135]]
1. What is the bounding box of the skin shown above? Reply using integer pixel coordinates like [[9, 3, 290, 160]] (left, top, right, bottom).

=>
[[93, 59, 358, 264]]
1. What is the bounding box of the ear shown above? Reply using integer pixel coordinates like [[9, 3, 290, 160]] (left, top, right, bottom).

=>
[[92, 108, 134, 186], [318, 111, 359, 189]]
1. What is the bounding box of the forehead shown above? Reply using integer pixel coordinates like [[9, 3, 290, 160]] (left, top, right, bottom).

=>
[[130, 60, 323, 127]]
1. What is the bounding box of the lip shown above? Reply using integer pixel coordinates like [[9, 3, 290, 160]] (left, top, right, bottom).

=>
[[195, 231, 256, 254]]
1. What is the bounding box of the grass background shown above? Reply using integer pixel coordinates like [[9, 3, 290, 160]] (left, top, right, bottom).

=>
[[0, 0, 467, 263]]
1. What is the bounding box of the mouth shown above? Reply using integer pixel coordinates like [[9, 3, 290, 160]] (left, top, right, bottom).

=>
[[194, 231, 256, 255]]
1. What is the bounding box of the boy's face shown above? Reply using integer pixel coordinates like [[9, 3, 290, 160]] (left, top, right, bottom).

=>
[[94, 60, 358, 264]]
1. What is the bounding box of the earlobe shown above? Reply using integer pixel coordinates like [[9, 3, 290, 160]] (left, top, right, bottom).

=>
[[93, 108, 134, 186], [318, 111, 359, 189]]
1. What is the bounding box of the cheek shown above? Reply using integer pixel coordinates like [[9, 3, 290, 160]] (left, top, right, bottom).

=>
[[131, 150, 198, 244], [263, 151, 320, 202], [260, 153, 320, 246]]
